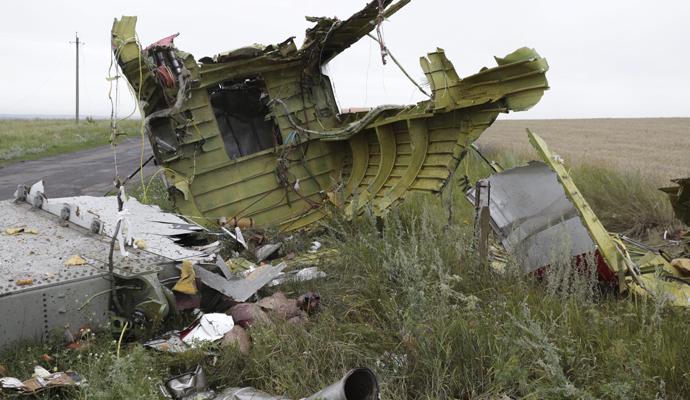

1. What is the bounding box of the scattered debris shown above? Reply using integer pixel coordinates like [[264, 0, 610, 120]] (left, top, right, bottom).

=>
[[255, 243, 282, 263], [2, 178, 325, 350], [309, 241, 322, 253], [4, 227, 38, 235], [173, 260, 198, 295], [147, 290, 320, 355], [160, 367, 379, 400], [145, 313, 236, 353], [190, 262, 288, 302], [465, 131, 690, 307], [144, 332, 188, 353], [15, 278, 34, 286], [64, 254, 87, 266], [225, 257, 257, 273], [0, 377, 23, 390], [182, 314, 235, 347], [221, 226, 248, 250], [161, 365, 213, 400], [269, 266, 327, 287], [0, 368, 83, 394]]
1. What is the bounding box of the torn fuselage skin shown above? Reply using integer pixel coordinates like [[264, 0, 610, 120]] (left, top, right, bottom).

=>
[[112, 0, 549, 231], [527, 131, 690, 307]]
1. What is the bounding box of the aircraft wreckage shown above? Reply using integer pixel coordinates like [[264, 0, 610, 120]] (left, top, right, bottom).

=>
[[468, 131, 690, 308], [0, 0, 549, 352], [2, 1, 689, 385], [111, 0, 549, 230]]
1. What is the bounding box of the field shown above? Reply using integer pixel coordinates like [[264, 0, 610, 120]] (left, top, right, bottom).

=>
[[0, 119, 140, 165], [478, 118, 690, 183], [1, 119, 689, 399]]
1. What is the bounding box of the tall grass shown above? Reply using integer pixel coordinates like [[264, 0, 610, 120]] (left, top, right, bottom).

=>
[[1, 146, 688, 399], [2, 191, 689, 399], [0, 119, 140, 164], [570, 165, 677, 236]]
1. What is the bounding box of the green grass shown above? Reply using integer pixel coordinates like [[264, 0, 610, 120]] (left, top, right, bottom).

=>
[[0, 119, 140, 165], [1, 150, 688, 399], [2, 198, 689, 399], [126, 176, 175, 213]]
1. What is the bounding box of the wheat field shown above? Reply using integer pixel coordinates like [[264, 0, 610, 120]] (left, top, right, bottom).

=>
[[477, 118, 690, 183]]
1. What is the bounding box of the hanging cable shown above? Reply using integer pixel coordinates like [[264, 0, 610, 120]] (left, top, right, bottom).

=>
[[375, 0, 389, 65], [365, 33, 430, 98]]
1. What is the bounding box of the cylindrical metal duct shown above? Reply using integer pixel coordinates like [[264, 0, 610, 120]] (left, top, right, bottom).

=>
[[213, 368, 379, 400], [305, 368, 379, 400]]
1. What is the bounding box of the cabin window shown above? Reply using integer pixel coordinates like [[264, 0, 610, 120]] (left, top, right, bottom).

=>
[[209, 76, 281, 159]]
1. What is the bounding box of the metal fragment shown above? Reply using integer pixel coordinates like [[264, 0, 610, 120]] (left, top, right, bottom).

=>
[[190, 262, 288, 302], [466, 162, 595, 273]]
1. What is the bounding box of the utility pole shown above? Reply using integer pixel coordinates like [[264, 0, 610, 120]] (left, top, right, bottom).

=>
[[70, 33, 84, 124]]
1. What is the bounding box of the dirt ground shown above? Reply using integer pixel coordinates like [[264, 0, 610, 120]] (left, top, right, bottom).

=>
[[477, 118, 690, 183]]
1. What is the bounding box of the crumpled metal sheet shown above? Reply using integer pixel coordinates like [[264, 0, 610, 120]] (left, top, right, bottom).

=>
[[143, 331, 188, 353], [467, 161, 595, 273], [145, 314, 235, 353], [191, 262, 288, 302], [181, 313, 234, 346], [163, 365, 213, 399]]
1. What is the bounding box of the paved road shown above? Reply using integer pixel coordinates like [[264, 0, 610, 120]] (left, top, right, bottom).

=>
[[0, 138, 156, 200]]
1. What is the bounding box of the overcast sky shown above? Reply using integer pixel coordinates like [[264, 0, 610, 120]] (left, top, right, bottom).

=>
[[1, 0, 689, 119]]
